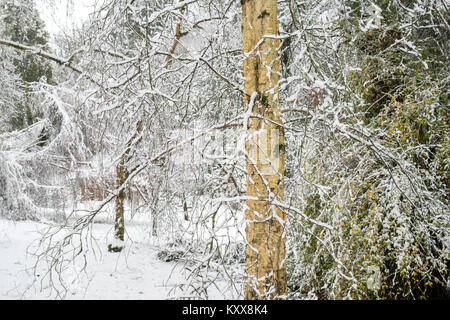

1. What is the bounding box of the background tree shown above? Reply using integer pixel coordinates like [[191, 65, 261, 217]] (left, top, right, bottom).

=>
[[0, 0, 53, 131]]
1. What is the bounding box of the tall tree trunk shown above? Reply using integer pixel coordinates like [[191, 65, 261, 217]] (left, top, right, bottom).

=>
[[152, 211, 158, 237], [242, 0, 286, 299], [108, 120, 143, 252], [111, 157, 126, 250]]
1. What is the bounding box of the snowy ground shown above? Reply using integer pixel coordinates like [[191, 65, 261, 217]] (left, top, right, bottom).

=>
[[0, 196, 244, 300], [0, 218, 188, 299]]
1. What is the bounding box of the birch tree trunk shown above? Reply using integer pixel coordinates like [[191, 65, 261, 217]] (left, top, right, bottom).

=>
[[242, 0, 286, 299]]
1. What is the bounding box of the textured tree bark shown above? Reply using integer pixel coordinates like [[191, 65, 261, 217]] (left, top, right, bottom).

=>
[[242, 0, 286, 299], [108, 120, 143, 252], [113, 158, 126, 242]]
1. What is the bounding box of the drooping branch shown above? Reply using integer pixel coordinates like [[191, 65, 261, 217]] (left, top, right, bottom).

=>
[[0, 39, 100, 86], [0, 39, 82, 73]]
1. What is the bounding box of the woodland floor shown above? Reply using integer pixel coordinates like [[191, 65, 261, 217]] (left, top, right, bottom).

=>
[[0, 217, 189, 299]]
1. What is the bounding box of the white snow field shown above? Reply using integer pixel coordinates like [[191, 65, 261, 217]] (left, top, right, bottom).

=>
[[0, 198, 241, 300], [0, 217, 190, 300]]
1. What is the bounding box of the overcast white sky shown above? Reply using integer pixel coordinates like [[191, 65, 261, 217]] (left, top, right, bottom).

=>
[[35, 0, 98, 36]]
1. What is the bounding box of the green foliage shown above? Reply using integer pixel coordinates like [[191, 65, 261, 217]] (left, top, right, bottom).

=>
[[347, 0, 449, 194], [0, 0, 53, 131], [344, 0, 449, 299], [0, 0, 53, 82], [287, 0, 449, 300]]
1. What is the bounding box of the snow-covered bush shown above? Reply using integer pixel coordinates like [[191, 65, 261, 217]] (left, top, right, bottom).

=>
[[0, 148, 36, 220], [284, 0, 450, 299]]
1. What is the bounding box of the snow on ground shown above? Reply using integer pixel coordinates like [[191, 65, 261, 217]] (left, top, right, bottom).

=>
[[0, 218, 188, 300], [0, 196, 243, 300]]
